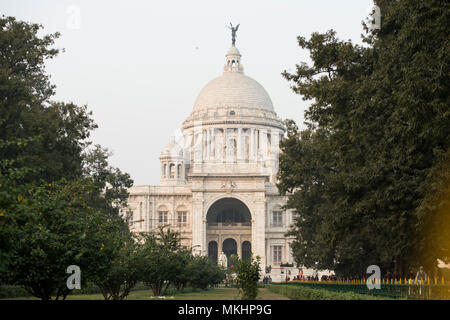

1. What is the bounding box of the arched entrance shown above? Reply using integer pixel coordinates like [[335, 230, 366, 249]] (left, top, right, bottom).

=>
[[207, 197, 251, 224], [206, 197, 252, 259], [222, 238, 237, 258], [208, 241, 218, 264], [242, 241, 251, 260]]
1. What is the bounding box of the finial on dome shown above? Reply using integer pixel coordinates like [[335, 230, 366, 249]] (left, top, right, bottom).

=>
[[227, 22, 240, 46], [223, 25, 244, 73]]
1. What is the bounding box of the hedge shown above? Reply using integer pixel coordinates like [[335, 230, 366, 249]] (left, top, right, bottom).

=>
[[267, 284, 393, 300], [0, 285, 31, 299]]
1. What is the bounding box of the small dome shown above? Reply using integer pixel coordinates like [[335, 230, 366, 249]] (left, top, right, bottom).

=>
[[161, 136, 182, 157], [226, 45, 241, 56], [192, 72, 274, 113]]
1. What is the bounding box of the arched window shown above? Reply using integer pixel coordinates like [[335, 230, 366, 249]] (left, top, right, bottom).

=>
[[169, 163, 175, 178], [177, 164, 182, 179]]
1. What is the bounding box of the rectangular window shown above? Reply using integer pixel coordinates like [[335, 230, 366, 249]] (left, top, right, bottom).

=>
[[158, 211, 168, 224], [272, 211, 283, 227], [177, 211, 187, 226], [273, 246, 282, 264], [128, 211, 134, 226]]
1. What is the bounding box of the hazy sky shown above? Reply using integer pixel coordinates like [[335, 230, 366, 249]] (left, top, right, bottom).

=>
[[2, 0, 374, 185]]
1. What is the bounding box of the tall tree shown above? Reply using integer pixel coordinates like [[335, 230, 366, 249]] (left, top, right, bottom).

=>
[[279, 0, 449, 276], [0, 16, 97, 183]]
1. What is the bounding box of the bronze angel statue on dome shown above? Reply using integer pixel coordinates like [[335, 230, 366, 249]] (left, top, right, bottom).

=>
[[227, 22, 240, 46]]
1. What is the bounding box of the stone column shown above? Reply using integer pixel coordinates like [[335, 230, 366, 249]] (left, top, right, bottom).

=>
[[152, 198, 156, 230], [194, 130, 203, 164], [146, 196, 150, 231], [206, 129, 210, 159], [223, 129, 227, 162], [192, 192, 205, 256], [251, 194, 266, 279], [237, 128, 242, 162], [218, 234, 223, 257], [181, 162, 185, 181], [237, 235, 242, 258], [261, 129, 267, 160], [165, 162, 170, 179], [250, 128, 255, 161], [210, 129, 215, 159]]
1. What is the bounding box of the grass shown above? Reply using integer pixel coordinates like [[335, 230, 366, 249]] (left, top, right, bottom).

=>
[[2, 287, 290, 300]]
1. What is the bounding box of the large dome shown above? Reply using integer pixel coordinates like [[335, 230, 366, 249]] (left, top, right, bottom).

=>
[[192, 72, 274, 113], [191, 45, 275, 115]]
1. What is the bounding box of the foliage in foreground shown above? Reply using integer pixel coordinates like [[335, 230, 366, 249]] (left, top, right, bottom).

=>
[[278, 0, 450, 276], [234, 255, 261, 300], [139, 227, 226, 296], [267, 284, 392, 300]]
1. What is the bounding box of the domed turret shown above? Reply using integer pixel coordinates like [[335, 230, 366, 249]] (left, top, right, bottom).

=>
[[159, 136, 186, 185]]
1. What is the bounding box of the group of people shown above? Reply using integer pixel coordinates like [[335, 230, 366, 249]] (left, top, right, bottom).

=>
[[262, 276, 272, 284], [262, 266, 442, 284]]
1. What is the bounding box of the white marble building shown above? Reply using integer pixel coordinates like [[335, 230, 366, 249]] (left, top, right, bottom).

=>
[[125, 42, 312, 281]]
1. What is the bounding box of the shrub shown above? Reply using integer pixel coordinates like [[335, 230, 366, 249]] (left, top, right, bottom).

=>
[[235, 256, 261, 300], [0, 285, 31, 299], [267, 284, 393, 300]]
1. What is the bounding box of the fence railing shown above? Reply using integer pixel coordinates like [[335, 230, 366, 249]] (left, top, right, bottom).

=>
[[271, 279, 450, 300]]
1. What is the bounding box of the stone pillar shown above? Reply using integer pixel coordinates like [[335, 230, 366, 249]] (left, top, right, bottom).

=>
[[210, 129, 215, 159], [261, 129, 267, 160], [223, 129, 227, 162], [152, 199, 156, 230], [192, 192, 205, 255], [251, 194, 266, 278], [237, 235, 242, 258], [165, 162, 170, 179], [250, 128, 254, 161], [218, 234, 223, 257], [181, 162, 185, 180], [146, 196, 150, 232], [206, 129, 210, 159], [237, 128, 242, 161], [194, 130, 203, 164]]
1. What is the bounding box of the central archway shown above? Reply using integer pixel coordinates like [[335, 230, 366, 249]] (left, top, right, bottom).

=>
[[206, 197, 252, 260], [206, 197, 251, 224]]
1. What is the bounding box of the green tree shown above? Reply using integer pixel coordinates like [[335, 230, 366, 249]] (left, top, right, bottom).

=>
[[187, 255, 226, 291], [279, 0, 449, 276], [235, 255, 261, 300], [138, 227, 186, 296], [0, 15, 97, 184], [92, 233, 142, 300], [4, 179, 109, 300], [0, 15, 135, 300]]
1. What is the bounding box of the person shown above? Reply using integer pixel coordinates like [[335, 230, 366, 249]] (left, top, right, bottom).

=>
[[415, 266, 428, 298], [268, 276, 272, 284], [415, 266, 427, 284]]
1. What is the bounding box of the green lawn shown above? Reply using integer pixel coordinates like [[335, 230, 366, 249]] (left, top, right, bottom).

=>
[[3, 287, 289, 300]]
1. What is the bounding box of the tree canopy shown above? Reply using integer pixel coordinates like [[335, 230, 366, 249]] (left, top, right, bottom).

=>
[[278, 0, 449, 277]]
